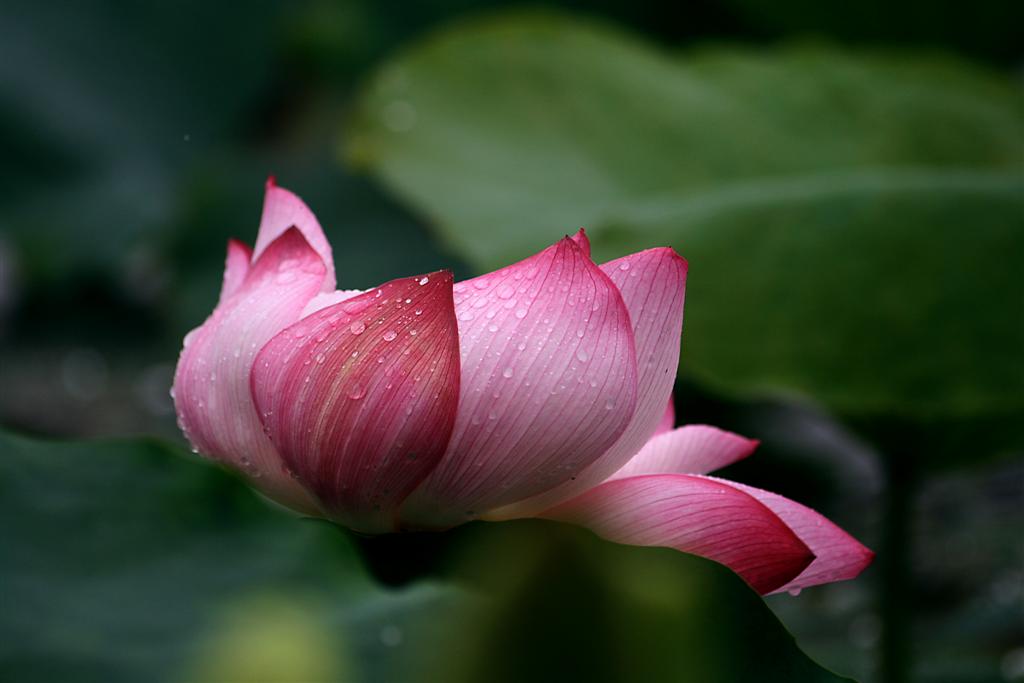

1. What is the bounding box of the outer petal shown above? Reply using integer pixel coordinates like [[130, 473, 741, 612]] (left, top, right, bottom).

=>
[[251, 271, 461, 533], [218, 239, 252, 305], [493, 247, 687, 517], [653, 395, 675, 436], [253, 178, 336, 292], [173, 228, 326, 511], [704, 477, 875, 594], [609, 425, 758, 480], [401, 237, 638, 528], [542, 474, 814, 594]]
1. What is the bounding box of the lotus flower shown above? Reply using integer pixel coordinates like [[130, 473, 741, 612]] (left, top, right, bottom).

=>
[[173, 180, 873, 594]]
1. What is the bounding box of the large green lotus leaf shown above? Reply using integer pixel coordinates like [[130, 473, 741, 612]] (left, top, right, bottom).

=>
[[346, 12, 1024, 448], [0, 429, 854, 682]]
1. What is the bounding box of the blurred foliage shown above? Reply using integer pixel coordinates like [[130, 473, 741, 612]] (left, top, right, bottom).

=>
[[347, 11, 1024, 466], [0, 429, 850, 682]]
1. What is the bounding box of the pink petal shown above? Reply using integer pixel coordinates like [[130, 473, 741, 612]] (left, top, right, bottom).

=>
[[609, 425, 759, 480], [253, 177, 336, 292], [218, 239, 252, 305], [251, 271, 461, 533], [400, 237, 638, 528], [653, 395, 675, 436], [492, 247, 688, 517], [704, 477, 875, 593], [570, 227, 591, 257], [300, 289, 364, 317], [542, 474, 814, 594], [173, 228, 327, 512]]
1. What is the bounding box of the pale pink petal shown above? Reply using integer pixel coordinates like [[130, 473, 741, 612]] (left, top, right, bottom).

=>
[[300, 289, 364, 318], [251, 272, 461, 533], [252, 177, 336, 292], [493, 247, 687, 517], [542, 474, 814, 594], [704, 477, 875, 593], [173, 228, 326, 512], [609, 425, 758, 480], [218, 239, 252, 305], [401, 237, 638, 528], [654, 395, 675, 436]]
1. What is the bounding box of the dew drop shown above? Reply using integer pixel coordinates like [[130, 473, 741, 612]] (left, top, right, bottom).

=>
[[418, 276, 429, 286], [383, 330, 398, 342], [514, 308, 528, 319], [618, 261, 630, 271], [502, 367, 514, 379], [347, 384, 366, 400], [576, 349, 589, 362], [350, 321, 366, 335], [315, 353, 326, 364]]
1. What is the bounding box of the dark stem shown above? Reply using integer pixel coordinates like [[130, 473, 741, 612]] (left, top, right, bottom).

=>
[[880, 453, 916, 683]]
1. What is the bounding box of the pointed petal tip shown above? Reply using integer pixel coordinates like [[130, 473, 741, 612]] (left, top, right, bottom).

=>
[[265, 174, 277, 188]]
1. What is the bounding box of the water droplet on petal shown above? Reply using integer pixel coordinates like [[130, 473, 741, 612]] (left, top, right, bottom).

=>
[[350, 321, 366, 335], [502, 367, 514, 379], [347, 384, 365, 400], [383, 330, 398, 342], [576, 349, 589, 362], [514, 308, 528, 319], [418, 276, 429, 286]]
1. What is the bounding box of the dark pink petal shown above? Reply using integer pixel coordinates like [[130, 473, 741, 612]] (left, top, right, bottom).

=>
[[542, 474, 814, 594], [253, 177, 336, 291], [494, 247, 687, 517], [401, 237, 638, 528], [704, 477, 875, 593], [653, 395, 675, 436], [172, 228, 326, 512], [218, 239, 252, 305], [251, 271, 461, 533], [610, 425, 758, 479]]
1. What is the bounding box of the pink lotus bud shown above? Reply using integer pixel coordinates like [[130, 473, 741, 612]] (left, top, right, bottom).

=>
[[173, 181, 873, 594]]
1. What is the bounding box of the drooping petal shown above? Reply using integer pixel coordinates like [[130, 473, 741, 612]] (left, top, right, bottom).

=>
[[609, 425, 758, 480], [218, 239, 252, 305], [703, 477, 875, 594], [653, 395, 675, 436], [401, 237, 638, 528], [542, 474, 814, 594], [493, 246, 687, 517], [173, 228, 326, 512], [251, 272, 461, 533], [253, 177, 336, 292]]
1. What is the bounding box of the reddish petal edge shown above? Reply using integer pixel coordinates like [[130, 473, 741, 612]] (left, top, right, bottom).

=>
[[541, 473, 814, 594], [702, 476, 875, 594]]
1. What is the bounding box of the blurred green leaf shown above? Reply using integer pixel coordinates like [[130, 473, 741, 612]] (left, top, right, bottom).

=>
[[432, 519, 855, 683], [0, 430, 461, 683], [0, 429, 854, 681], [347, 12, 1024, 460]]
